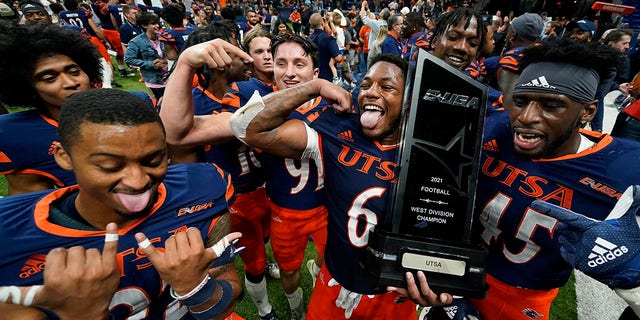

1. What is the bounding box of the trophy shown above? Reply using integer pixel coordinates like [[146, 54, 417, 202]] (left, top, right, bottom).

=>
[[364, 49, 489, 298]]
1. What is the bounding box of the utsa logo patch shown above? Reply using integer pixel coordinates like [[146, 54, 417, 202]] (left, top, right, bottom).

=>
[[19, 254, 47, 279], [178, 201, 214, 216]]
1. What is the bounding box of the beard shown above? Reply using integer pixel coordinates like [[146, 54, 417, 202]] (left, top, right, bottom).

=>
[[515, 120, 579, 160]]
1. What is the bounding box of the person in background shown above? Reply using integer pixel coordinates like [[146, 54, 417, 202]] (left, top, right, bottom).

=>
[[125, 12, 168, 99]]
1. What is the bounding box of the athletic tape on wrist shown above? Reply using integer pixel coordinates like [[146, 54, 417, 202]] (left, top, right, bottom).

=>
[[0, 285, 41, 306], [170, 275, 217, 307], [22, 285, 40, 306], [188, 280, 234, 320], [229, 90, 265, 140]]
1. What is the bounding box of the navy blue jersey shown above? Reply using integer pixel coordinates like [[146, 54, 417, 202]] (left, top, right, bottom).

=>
[[477, 111, 640, 290], [137, 3, 161, 14], [107, 3, 125, 28], [159, 26, 196, 52], [0, 163, 234, 319], [59, 9, 97, 37], [91, 0, 116, 30], [308, 111, 399, 294], [261, 98, 327, 210], [119, 20, 142, 44], [220, 78, 275, 110], [192, 85, 265, 188], [0, 110, 76, 187]]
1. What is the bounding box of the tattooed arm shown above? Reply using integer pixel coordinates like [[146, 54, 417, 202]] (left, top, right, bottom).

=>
[[204, 213, 242, 320], [232, 78, 351, 159]]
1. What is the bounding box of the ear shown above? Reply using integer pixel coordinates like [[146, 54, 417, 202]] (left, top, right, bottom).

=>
[[313, 67, 319, 78], [580, 100, 598, 123], [53, 142, 74, 171]]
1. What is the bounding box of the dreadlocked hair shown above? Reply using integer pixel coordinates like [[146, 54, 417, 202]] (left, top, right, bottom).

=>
[[429, 7, 486, 53]]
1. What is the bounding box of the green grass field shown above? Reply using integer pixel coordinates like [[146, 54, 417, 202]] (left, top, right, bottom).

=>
[[0, 69, 578, 319]]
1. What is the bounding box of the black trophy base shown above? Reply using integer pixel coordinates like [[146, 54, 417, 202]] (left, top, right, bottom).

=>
[[364, 228, 489, 299]]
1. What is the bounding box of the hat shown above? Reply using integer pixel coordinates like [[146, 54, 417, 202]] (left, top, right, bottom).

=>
[[20, 1, 47, 13], [510, 12, 544, 41], [0, 2, 17, 19], [340, 16, 347, 26], [304, 0, 310, 6], [400, 6, 410, 15], [291, 5, 296, 10], [566, 19, 596, 37]]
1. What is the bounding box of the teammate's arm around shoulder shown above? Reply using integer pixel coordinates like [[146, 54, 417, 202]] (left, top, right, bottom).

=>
[[231, 78, 351, 159]]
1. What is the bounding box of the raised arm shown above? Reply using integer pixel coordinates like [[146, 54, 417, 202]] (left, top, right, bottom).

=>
[[160, 39, 252, 147], [230, 78, 351, 159]]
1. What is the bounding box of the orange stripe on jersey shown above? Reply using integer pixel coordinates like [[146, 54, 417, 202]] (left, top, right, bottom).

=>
[[19, 169, 65, 187], [534, 130, 613, 162], [297, 97, 323, 115], [0, 151, 11, 163], [220, 92, 241, 109], [213, 163, 235, 202], [38, 112, 59, 127], [198, 85, 224, 104], [206, 215, 222, 238], [374, 140, 399, 151], [34, 184, 168, 236]]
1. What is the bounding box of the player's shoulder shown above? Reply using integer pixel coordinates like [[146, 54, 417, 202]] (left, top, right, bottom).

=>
[[164, 163, 235, 206], [604, 134, 640, 157], [165, 163, 232, 191], [311, 111, 362, 137], [0, 109, 50, 133], [0, 189, 52, 224]]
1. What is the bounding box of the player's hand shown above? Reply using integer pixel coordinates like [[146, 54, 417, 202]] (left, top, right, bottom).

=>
[[387, 271, 453, 307], [135, 229, 241, 295], [327, 278, 372, 319], [33, 223, 120, 320], [531, 185, 640, 288], [179, 39, 253, 70], [313, 79, 353, 113]]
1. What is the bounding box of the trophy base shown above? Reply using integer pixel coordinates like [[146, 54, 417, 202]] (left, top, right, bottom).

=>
[[364, 228, 489, 299]]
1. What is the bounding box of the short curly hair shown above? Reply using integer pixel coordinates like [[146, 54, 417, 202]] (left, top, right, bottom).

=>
[[0, 21, 102, 109]]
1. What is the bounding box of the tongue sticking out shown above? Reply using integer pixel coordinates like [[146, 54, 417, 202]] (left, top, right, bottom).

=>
[[360, 110, 383, 129], [116, 190, 152, 212]]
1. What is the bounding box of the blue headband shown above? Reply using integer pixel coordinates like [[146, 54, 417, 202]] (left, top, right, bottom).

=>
[[513, 62, 599, 104]]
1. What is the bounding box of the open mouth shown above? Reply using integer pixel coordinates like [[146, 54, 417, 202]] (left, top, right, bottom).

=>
[[513, 131, 543, 150]]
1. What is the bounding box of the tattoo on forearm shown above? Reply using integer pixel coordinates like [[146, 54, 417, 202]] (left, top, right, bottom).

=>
[[255, 83, 315, 131], [205, 213, 231, 247]]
